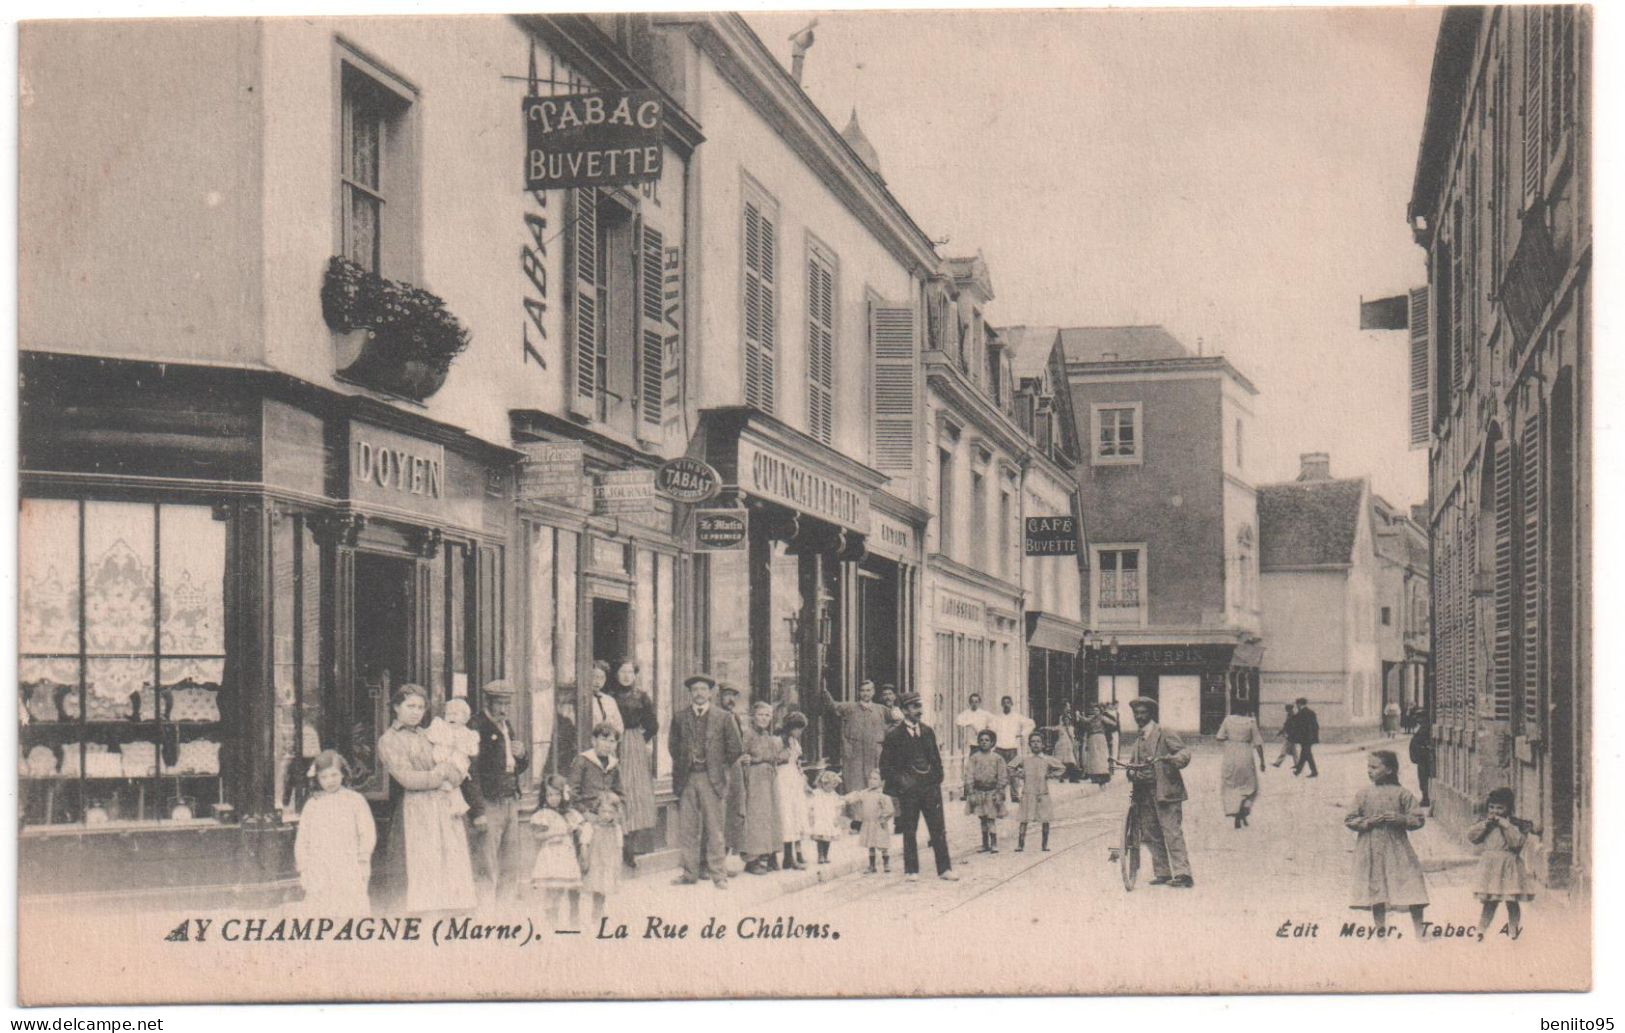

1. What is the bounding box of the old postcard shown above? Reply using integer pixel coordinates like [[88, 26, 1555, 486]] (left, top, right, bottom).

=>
[[13, 5, 1592, 1004]]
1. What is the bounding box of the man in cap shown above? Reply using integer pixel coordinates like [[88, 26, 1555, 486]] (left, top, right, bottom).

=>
[[718, 682, 750, 859], [1290, 696, 1320, 778], [879, 693, 959, 882], [1125, 696, 1193, 887], [472, 680, 529, 904], [668, 674, 743, 887]]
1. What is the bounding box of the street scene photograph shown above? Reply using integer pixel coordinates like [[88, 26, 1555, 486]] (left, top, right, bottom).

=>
[[11, 2, 1592, 1004]]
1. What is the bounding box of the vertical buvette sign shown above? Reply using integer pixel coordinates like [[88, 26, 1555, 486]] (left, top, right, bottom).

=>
[[524, 91, 665, 190]]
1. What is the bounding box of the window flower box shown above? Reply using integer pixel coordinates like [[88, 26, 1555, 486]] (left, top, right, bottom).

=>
[[320, 256, 471, 402]]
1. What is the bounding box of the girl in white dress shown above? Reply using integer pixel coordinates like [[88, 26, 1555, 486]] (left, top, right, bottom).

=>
[[776, 711, 810, 871], [294, 751, 376, 914], [531, 775, 586, 928]]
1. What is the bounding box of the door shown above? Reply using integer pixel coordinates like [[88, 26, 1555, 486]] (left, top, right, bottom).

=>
[[1160, 674, 1202, 735], [350, 552, 417, 799]]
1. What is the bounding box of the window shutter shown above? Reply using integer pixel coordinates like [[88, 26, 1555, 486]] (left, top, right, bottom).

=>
[[1520, 412, 1543, 732], [742, 200, 776, 414], [1407, 286, 1431, 449], [569, 188, 599, 418], [637, 221, 665, 439], [1462, 500, 1475, 722], [1523, 7, 1544, 203], [1492, 439, 1515, 721], [806, 253, 835, 446], [870, 301, 917, 472]]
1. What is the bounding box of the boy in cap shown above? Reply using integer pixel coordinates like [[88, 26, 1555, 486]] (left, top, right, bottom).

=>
[[473, 680, 529, 904]]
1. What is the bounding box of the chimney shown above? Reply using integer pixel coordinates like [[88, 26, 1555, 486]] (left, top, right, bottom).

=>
[[1297, 452, 1331, 481], [789, 20, 818, 85]]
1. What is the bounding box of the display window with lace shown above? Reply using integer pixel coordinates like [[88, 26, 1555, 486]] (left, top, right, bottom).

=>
[[18, 499, 231, 827]]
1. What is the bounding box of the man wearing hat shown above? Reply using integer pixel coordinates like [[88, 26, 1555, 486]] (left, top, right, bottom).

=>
[[879, 693, 960, 882], [1126, 696, 1194, 888], [668, 674, 743, 887], [472, 680, 529, 904], [717, 682, 750, 858]]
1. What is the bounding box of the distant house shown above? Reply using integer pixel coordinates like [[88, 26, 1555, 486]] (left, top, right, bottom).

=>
[[1372, 494, 1431, 716], [1257, 454, 1381, 732]]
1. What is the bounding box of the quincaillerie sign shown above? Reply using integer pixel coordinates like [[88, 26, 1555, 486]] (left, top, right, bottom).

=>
[[349, 423, 447, 518], [524, 91, 664, 191], [736, 437, 870, 534]]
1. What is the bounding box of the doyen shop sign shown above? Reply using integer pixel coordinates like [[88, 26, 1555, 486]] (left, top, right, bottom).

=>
[[524, 91, 664, 191]]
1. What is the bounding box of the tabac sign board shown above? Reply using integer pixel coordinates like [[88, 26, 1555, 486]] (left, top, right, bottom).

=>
[[1024, 516, 1079, 556], [524, 91, 664, 191]]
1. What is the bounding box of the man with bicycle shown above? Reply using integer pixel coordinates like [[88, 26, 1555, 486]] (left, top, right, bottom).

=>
[[1123, 696, 1194, 888]]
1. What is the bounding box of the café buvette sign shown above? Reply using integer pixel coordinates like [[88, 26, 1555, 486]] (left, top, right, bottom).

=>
[[656, 458, 721, 504], [1024, 516, 1079, 556], [524, 91, 664, 191]]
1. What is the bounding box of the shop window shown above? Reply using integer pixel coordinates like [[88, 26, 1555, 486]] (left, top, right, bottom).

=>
[[339, 52, 417, 280], [1092, 403, 1142, 465], [19, 500, 229, 827], [273, 513, 326, 816]]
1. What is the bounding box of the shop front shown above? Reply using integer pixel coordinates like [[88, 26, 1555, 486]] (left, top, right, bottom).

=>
[[18, 354, 513, 904], [1085, 640, 1263, 736], [1026, 613, 1085, 726], [691, 408, 888, 772]]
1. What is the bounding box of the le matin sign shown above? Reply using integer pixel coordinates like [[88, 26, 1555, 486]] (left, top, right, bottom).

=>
[[695, 508, 748, 550], [524, 91, 664, 191]]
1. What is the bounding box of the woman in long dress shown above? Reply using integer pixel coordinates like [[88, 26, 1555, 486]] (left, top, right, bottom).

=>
[[610, 657, 659, 868], [1052, 705, 1082, 783], [740, 701, 786, 874], [1216, 704, 1266, 828], [1082, 704, 1116, 786], [375, 685, 477, 914]]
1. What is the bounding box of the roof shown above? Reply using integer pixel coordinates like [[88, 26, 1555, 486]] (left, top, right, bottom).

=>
[[1060, 326, 1192, 364], [1258, 478, 1367, 569], [996, 325, 1061, 380], [1408, 7, 1482, 230]]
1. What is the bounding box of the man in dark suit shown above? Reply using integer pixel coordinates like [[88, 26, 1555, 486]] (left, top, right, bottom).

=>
[[879, 694, 959, 882], [472, 680, 529, 904], [1291, 696, 1320, 778], [668, 674, 743, 888]]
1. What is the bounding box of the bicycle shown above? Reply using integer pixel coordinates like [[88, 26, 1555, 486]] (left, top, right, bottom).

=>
[[1107, 759, 1156, 891]]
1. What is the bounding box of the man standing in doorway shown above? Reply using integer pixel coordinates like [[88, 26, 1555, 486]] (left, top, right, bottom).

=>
[[472, 680, 529, 905], [669, 674, 743, 888], [1291, 696, 1320, 778], [821, 678, 889, 795], [1126, 696, 1194, 888], [880, 694, 959, 882]]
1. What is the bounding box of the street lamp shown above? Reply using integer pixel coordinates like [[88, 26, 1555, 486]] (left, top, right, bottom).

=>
[[1087, 634, 1121, 705]]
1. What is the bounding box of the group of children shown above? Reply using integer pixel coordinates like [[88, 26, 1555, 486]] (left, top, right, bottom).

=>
[[964, 729, 1069, 854], [1346, 749, 1536, 940]]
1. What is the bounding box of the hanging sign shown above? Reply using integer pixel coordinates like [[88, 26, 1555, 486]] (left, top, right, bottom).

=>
[[695, 508, 748, 550], [517, 441, 585, 502], [1024, 516, 1078, 556], [593, 469, 657, 515], [524, 91, 664, 191], [656, 457, 721, 503]]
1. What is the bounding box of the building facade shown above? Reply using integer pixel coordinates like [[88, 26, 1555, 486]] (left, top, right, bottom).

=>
[[1063, 327, 1262, 735], [1405, 5, 1589, 889], [1372, 494, 1432, 716], [1257, 456, 1383, 733]]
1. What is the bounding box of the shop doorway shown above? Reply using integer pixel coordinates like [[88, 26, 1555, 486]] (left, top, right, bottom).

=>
[[352, 552, 416, 795], [858, 565, 898, 693], [591, 597, 630, 669]]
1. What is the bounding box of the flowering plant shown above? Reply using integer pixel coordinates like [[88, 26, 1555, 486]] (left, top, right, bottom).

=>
[[321, 256, 471, 372]]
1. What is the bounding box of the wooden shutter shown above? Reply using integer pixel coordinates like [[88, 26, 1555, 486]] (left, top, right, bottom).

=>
[[742, 199, 776, 414], [1460, 507, 1475, 722], [1407, 286, 1431, 449], [1520, 412, 1543, 731], [806, 252, 835, 446], [637, 222, 665, 439], [1523, 7, 1544, 203], [569, 188, 599, 418], [870, 301, 917, 471], [1492, 439, 1515, 720]]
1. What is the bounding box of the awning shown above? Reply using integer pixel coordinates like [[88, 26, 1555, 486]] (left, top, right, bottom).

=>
[[1025, 612, 1085, 653]]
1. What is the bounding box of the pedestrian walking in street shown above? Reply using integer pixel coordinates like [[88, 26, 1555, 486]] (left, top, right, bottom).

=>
[[1216, 704, 1266, 829], [607, 658, 660, 868], [1290, 697, 1320, 777], [1083, 703, 1117, 786], [807, 769, 845, 864], [529, 775, 586, 928], [668, 674, 743, 889], [1126, 697, 1194, 888], [1383, 700, 1402, 738], [962, 728, 1008, 853], [880, 693, 959, 882], [1013, 731, 1067, 852], [1344, 750, 1429, 937], [1408, 710, 1435, 808], [471, 680, 529, 905], [579, 790, 624, 926], [1468, 787, 1537, 940], [741, 700, 786, 875], [820, 679, 888, 807], [294, 750, 375, 915], [1270, 703, 1299, 768], [776, 711, 811, 871], [376, 684, 478, 915], [848, 769, 895, 873]]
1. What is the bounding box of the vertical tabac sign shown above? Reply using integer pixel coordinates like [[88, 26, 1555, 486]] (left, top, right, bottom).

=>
[[524, 91, 664, 191]]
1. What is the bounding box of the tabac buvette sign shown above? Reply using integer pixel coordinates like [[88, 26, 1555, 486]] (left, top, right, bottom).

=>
[[524, 91, 664, 191]]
